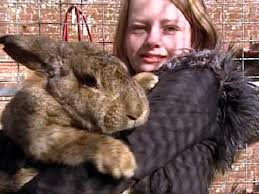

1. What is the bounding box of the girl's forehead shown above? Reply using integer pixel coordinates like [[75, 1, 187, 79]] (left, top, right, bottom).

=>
[[128, 0, 187, 23]]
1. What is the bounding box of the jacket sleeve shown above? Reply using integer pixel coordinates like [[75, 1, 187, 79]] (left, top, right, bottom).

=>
[[128, 66, 220, 180], [129, 49, 259, 181]]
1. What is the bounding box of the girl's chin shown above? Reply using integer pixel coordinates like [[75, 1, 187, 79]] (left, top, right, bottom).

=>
[[136, 63, 163, 72]]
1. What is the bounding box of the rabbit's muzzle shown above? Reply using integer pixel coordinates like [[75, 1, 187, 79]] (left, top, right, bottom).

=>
[[103, 97, 150, 133], [100, 83, 150, 133]]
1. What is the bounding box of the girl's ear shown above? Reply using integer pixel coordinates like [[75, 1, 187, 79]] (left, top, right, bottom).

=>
[[0, 35, 66, 78]]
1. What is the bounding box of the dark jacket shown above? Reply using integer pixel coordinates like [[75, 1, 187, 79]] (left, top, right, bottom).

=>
[[2, 49, 259, 194]]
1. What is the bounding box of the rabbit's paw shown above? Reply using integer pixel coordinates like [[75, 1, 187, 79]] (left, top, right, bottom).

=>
[[121, 188, 133, 194], [133, 72, 159, 93], [14, 168, 38, 190], [95, 138, 136, 179]]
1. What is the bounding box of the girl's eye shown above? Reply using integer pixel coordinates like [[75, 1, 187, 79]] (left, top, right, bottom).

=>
[[163, 26, 179, 33], [129, 25, 147, 34], [79, 74, 98, 89]]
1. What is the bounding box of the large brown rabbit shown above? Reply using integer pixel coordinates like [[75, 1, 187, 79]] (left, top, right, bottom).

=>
[[0, 35, 158, 192]]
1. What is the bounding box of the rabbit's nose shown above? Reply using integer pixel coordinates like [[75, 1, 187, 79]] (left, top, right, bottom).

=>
[[127, 114, 138, 120]]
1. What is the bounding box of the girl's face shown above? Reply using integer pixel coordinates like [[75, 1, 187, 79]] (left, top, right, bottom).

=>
[[125, 0, 192, 72]]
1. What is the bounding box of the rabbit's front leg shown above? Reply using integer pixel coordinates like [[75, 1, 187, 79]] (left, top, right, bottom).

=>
[[28, 126, 136, 178]]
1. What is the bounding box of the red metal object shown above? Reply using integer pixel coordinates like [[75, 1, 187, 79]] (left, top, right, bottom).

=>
[[62, 5, 92, 42]]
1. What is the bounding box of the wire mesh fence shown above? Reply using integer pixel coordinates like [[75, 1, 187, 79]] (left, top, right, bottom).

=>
[[0, 0, 258, 193]]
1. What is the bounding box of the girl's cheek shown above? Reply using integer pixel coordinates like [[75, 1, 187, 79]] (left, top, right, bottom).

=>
[[164, 32, 191, 52], [127, 35, 145, 52]]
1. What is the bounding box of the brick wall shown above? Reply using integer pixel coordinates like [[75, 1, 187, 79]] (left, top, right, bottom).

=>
[[0, 0, 258, 193]]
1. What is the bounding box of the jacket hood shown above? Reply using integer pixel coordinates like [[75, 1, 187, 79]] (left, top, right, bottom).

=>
[[161, 48, 259, 172]]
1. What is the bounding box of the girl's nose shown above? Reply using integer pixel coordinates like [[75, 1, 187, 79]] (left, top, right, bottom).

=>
[[145, 25, 162, 48]]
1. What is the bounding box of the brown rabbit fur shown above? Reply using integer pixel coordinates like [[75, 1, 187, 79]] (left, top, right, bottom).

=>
[[0, 35, 158, 192]]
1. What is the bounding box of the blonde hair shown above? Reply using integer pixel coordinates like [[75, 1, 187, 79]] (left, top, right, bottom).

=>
[[114, 0, 218, 65]]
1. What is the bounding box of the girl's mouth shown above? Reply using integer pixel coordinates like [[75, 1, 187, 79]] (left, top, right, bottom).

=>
[[141, 54, 167, 64]]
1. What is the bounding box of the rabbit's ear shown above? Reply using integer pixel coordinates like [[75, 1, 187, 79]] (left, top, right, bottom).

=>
[[0, 35, 65, 77]]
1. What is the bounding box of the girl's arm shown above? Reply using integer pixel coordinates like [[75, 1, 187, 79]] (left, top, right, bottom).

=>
[[128, 66, 219, 180]]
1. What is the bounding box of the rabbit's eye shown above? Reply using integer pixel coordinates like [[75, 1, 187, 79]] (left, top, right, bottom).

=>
[[80, 74, 98, 88]]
